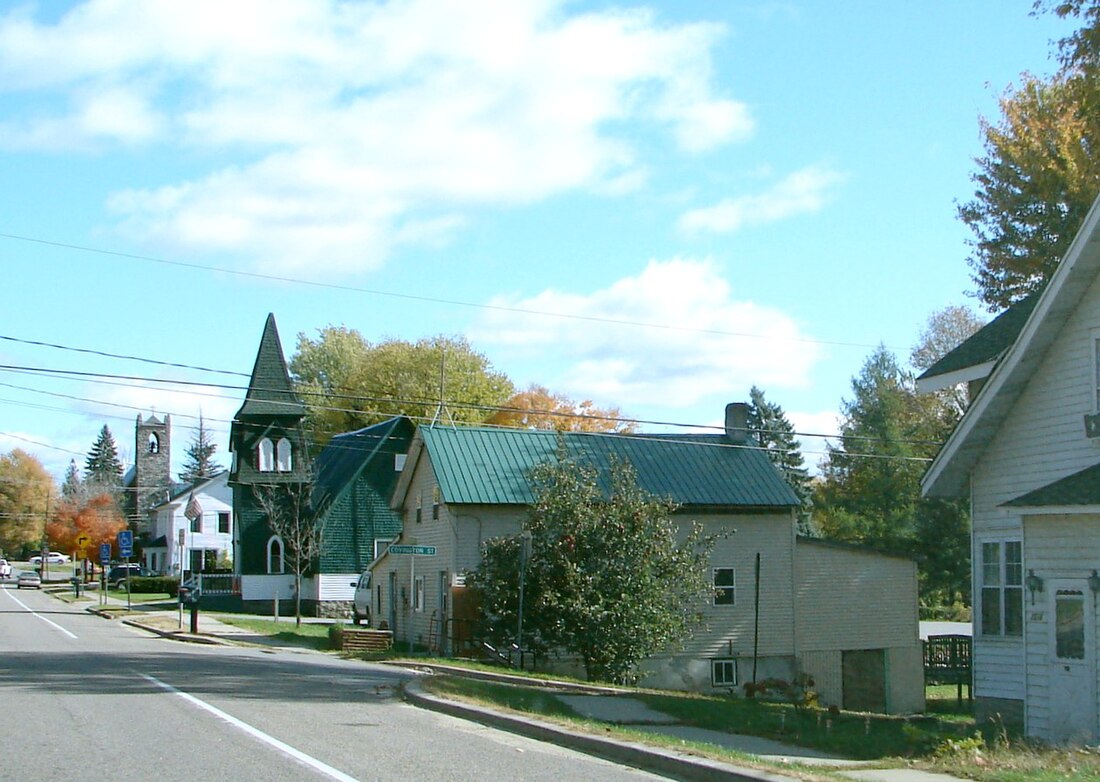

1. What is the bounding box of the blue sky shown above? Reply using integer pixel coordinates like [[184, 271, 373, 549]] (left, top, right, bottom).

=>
[[0, 0, 1078, 480]]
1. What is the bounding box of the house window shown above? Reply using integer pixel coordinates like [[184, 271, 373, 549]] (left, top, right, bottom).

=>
[[395, 453, 406, 472], [712, 659, 737, 687], [414, 575, 425, 612], [190, 512, 202, 534], [415, 494, 422, 524], [218, 512, 230, 535], [267, 536, 284, 574], [432, 486, 440, 519], [374, 538, 390, 559], [713, 567, 736, 605], [980, 540, 1023, 636], [276, 437, 292, 471], [257, 438, 274, 472]]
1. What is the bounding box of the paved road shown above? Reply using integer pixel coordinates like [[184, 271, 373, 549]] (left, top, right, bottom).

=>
[[0, 585, 669, 781]]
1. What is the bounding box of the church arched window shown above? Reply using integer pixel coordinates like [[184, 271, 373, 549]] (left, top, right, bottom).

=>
[[267, 536, 284, 574], [276, 437, 293, 472], [257, 438, 274, 472], [148, 433, 159, 454]]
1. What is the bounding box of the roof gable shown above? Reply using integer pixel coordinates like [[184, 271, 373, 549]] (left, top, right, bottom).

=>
[[923, 192, 1100, 498], [414, 426, 800, 509], [312, 417, 414, 512], [915, 292, 1040, 393]]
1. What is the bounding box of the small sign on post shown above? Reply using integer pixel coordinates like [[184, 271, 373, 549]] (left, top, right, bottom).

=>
[[118, 530, 133, 558], [388, 545, 436, 556]]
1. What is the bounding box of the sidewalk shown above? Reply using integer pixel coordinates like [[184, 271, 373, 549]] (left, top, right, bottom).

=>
[[91, 598, 969, 782]]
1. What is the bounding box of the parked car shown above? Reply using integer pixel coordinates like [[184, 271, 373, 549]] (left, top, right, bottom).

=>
[[107, 564, 151, 589], [0, 559, 11, 579], [29, 552, 70, 565], [350, 571, 371, 625], [17, 570, 41, 589]]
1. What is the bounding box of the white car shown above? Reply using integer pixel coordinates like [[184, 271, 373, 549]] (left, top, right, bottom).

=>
[[350, 571, 371, 625], [0, 559, 11, 579], [29, 552, 70, 565]]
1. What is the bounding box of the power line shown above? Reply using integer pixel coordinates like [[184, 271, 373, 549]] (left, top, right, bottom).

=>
[[0, 231, 896, 351]]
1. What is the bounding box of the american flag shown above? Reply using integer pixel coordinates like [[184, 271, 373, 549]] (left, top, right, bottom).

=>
[[184, 493, 203, 522]]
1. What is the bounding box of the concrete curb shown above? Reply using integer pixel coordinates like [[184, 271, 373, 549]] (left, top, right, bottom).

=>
[[403, 678, 802, 782], [84, 605, 229, 645]]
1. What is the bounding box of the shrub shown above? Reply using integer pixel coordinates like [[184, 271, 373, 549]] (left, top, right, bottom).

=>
[[328, 624, 345, 650], [128, 576, 179, 596]]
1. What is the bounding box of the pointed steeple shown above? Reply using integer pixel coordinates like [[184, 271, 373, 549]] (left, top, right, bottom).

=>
[[235, 313, 306, 420]]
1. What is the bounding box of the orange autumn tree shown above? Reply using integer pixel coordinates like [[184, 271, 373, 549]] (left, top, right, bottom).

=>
[[47, 494, 127, 557], [487, 385, 636, 433]]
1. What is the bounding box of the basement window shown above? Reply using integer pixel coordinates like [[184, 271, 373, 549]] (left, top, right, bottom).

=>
[[712, 659, 737, 687]]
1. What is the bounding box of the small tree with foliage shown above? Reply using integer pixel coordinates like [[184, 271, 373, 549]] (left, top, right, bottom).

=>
[[253, 478, 322, 627], [470, 450, 717, 684]]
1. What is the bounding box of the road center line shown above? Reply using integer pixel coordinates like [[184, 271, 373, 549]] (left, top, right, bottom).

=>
[[3, 587, 78, 639], [140, 673, 359, 782]]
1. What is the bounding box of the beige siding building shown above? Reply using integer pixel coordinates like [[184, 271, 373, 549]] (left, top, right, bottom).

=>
[[373, 406, 924, 713]]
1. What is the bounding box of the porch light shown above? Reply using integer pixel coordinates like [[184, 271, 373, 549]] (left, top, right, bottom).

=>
[[1025, 569, 1044, 605], [1088, 570, 1100, 594]]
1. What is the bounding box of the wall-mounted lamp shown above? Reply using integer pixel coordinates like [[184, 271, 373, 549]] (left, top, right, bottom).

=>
[[1088, 569, 1100, 594], [1026, 569, 1044, 605]]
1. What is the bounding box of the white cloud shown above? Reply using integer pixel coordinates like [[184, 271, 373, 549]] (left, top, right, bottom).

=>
[[0, 0, 751, 272], [678, 164, 845, 234], [470, 258, 821, 409]]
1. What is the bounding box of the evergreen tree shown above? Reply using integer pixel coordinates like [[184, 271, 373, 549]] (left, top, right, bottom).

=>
[[84, 425, 123, 488], [60, 460, 83, 501], [746, 386, 812, 514], [179, 414, 221, 484]]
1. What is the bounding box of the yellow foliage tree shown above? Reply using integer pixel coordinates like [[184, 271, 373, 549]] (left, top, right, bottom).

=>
[[486, 384, 636, 433]]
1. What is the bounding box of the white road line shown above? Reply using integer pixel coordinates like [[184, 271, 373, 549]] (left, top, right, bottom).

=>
[[3, 587, 78, 639], [140, 673, 359, 782]]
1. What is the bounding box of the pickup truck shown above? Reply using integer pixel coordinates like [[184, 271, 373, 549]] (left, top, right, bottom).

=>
[[0, 559, 12, 579]]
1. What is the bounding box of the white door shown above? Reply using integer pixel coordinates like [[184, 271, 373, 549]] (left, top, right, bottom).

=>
[[1048, 585, 1097, 743]]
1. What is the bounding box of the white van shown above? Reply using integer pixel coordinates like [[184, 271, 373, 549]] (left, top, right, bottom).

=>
[[350, 571, 371, 625]]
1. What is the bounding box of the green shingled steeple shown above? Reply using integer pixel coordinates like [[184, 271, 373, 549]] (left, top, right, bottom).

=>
[[236, 313, 307, 420]]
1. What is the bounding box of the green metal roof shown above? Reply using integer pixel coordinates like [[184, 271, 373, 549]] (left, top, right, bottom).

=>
[[419, 426, 800, 508], [234, 313, 306, 420], [1003, 461, 1100, 507], [918, 292, 1040, 383]]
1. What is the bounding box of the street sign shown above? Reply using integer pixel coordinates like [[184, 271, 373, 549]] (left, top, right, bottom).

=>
[[117, 530, 133, 558], [76, 533, 90, 549], [99, 543, 111, 565], [388, 545, 436, 556]]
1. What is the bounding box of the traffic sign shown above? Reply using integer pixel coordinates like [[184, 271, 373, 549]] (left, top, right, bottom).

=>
[[388, 545, 436, 556], [117, 530, 133, 558], [99, 543, 111, 565], [76, 533, 90, 549]]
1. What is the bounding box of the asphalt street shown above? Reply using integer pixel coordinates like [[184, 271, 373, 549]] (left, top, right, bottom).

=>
[[0, 584, 671, 781]]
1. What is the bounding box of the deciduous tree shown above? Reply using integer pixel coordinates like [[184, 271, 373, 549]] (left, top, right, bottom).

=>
[[291, 328, 514, 448], [486, 384, 636, 433], [47, 493, 126, 556], [960, 2, 1100, 310], [0, 449, 54, 557], [253, 479, 322, 627], [470, 451, 716, 684]]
